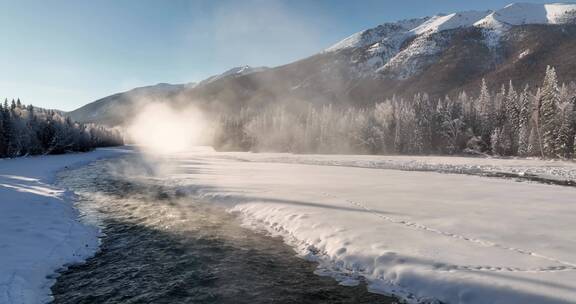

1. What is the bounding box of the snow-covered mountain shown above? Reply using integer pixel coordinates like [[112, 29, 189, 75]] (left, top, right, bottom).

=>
[[71, 3, 576, 126], [323, 3, 576, 79], [328, 3, 576, 54], [476, 2, 576, 27]]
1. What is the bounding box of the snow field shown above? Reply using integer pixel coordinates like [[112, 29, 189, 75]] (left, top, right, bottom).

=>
[[3, 146, 576, 304], [212, 152, 576, 185], [0, 147, 131, 304], [162, 150, 576, 303]]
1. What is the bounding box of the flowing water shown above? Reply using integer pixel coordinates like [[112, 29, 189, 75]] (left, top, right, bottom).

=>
[[51, 155, 397, 304]]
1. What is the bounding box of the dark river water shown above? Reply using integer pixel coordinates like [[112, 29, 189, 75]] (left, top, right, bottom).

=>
[[51, 156, 397, 304]]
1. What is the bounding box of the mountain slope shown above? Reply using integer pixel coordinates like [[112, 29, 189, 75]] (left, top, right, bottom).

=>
[[68, 66, 269, 126], [68, 83, 194, 126], [199, 65, 269, 85], [70, 3, 576, 126]]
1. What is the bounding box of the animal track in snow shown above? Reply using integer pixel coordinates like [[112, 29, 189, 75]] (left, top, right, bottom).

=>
[[319, 192, 576, 273]]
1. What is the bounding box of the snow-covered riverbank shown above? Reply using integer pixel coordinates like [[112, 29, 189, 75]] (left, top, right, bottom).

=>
[[2, 147, 576, 304], [0, 147, 131, 304], [158, 149, 576, 304], [213, 152, 576, 186]]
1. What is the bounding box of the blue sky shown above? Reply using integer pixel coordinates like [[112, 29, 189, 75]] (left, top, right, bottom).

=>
[[0, 0, 556, 110]]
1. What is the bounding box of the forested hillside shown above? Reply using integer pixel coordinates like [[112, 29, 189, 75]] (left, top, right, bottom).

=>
[[0, 99, 123, 158], [215, 67, 576, 159]]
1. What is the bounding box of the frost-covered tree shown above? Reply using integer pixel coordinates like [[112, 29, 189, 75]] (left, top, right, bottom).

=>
[[373, 101, 395, 153], [393, 100, 417, 154], [438, 97, 465, 154], [490, 85, 514, 155], [212, 68, 575, 159], [517, 85, 532, 156], [413, 93, 433, 154], [0, 99, 123, 158], [539, 66, 561, 158], [556, 96, 576, 159], [478, 79, 495, 147], [504, 81, 520, 154]]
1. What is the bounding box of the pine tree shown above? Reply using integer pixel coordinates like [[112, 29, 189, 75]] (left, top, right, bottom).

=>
[[491, 85, 512, 155], [478, 79, 494, 149], [504, 81, 520, 154], [539, 66, 561, 158], [517, 85, 532, 156], [1, 102, 14, 156], [505, 81, 520, 128], [491, 128, 502, 155], [494, 85, 507, 129], [557, 96, 576, 158], [413, 93, 432, 154]]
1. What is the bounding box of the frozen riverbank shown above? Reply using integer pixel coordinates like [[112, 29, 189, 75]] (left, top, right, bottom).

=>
[[0, 147, 131, 304], [156, 149, 576, 303], [213, 153, 576, 186], [2, 147, 576, 304]]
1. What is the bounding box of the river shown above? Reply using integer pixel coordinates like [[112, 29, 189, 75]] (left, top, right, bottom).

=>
[[51, 155, 396, 304]]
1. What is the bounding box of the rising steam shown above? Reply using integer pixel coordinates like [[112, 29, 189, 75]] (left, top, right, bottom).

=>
[[127, 103, 211, 155]]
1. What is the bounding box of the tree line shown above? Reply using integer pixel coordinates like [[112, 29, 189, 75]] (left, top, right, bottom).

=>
[[0, 98, 123, 158], [214, 66, 576, 159]]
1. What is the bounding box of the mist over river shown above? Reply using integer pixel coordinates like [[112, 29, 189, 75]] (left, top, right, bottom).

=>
[[51, 154, 396, 304]]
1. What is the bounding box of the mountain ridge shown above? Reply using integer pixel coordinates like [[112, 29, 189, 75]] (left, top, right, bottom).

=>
[[69, 2, 576, 126]]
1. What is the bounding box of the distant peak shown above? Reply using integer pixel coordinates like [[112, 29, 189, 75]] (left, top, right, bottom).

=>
[[476, 2, 576, 27], [324, 2, 576, 53], [200, 65, 269, 85]]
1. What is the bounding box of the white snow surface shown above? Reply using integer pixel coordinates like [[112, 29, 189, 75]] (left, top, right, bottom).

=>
[[410, 11, 489, 36], [3, 146, 576, 304], [214, 152, 576, 185], [0, 147, 131, 304], [158, 148, 576, 304]]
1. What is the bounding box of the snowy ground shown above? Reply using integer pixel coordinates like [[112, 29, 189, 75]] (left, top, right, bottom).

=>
[[2, 147, 576, 304], [155, 148, 576, 304], [213, 152, 576, 186], [0, 147, 131, 304]]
